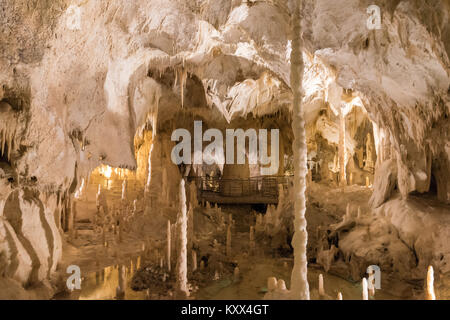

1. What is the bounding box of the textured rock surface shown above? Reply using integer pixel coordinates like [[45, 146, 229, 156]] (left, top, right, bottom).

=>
[[369, 159, 397, 208]]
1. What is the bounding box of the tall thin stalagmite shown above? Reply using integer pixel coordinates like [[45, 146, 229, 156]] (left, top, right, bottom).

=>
[[226, 225, 232, 257], [167, 220, 171, 272], [362, 278, 369, 300], [289, 0, 310, 300], [318, 274, 325, 297], [338, 105, 346, 186], [426, 265, 436, 300], [187, 204, 194, 252], [146, 143, 154, 194], [175, 178, 189, 298]]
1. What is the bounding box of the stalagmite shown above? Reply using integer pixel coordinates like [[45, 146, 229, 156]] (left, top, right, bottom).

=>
[[136, 256, 141, 269], [192, 250, 197, 272], [187, 204, 194, 252], [337, 292, 343, 300], [146, 144, 154, 194], [68, 197, 76, 240], [226, 225, 232, 257], [97, 184, 101, 202], [268, 277, 278, 292], [277, 280, 287, 291], [426, 266, 436, 300], [116, 264, 126, 299], [118, 214, 123, 243], [167, 220, 171, 272], [189, 181, 198, 208], [338, 104, 346, 186], [121, 180, 127, 201], [233, 267, 240, 282], [102, 224, 106, 247], [162, 168, 168, 205], [132, 199, 137, 215], [289, 0, 310, 300], [249, 226, 255, 254], [175, 179, 189, 298], [362, 278, 369, 300], [318, 274, 325, 297]]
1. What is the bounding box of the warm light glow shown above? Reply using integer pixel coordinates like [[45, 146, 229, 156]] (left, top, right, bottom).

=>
[[99, 165, 113, 179]]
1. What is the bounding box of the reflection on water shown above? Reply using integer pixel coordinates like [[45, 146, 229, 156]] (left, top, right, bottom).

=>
[[78, 256, 146, 300], [74, 255, 400, 300]]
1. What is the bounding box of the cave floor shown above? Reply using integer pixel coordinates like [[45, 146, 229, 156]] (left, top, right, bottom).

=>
[[53, 177, 409, 300]]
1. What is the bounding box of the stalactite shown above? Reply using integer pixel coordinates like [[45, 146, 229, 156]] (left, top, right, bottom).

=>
[[179, 68, 188, 108], [426, 265, 436, 300], [289, 0, 310, 300], [175, 179, 188, 298]]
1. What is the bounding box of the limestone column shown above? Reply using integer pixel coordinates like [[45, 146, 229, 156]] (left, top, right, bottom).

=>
[[289, 0, 310, 300], [175, 179, 189, 298], [338, 105, 346, 186]]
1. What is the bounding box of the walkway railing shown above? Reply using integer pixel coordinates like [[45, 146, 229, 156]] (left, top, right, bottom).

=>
[[188, 175, 293, 204]]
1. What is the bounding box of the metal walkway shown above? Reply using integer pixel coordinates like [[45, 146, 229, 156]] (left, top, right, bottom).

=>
[[190, 175, 293, 204]]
